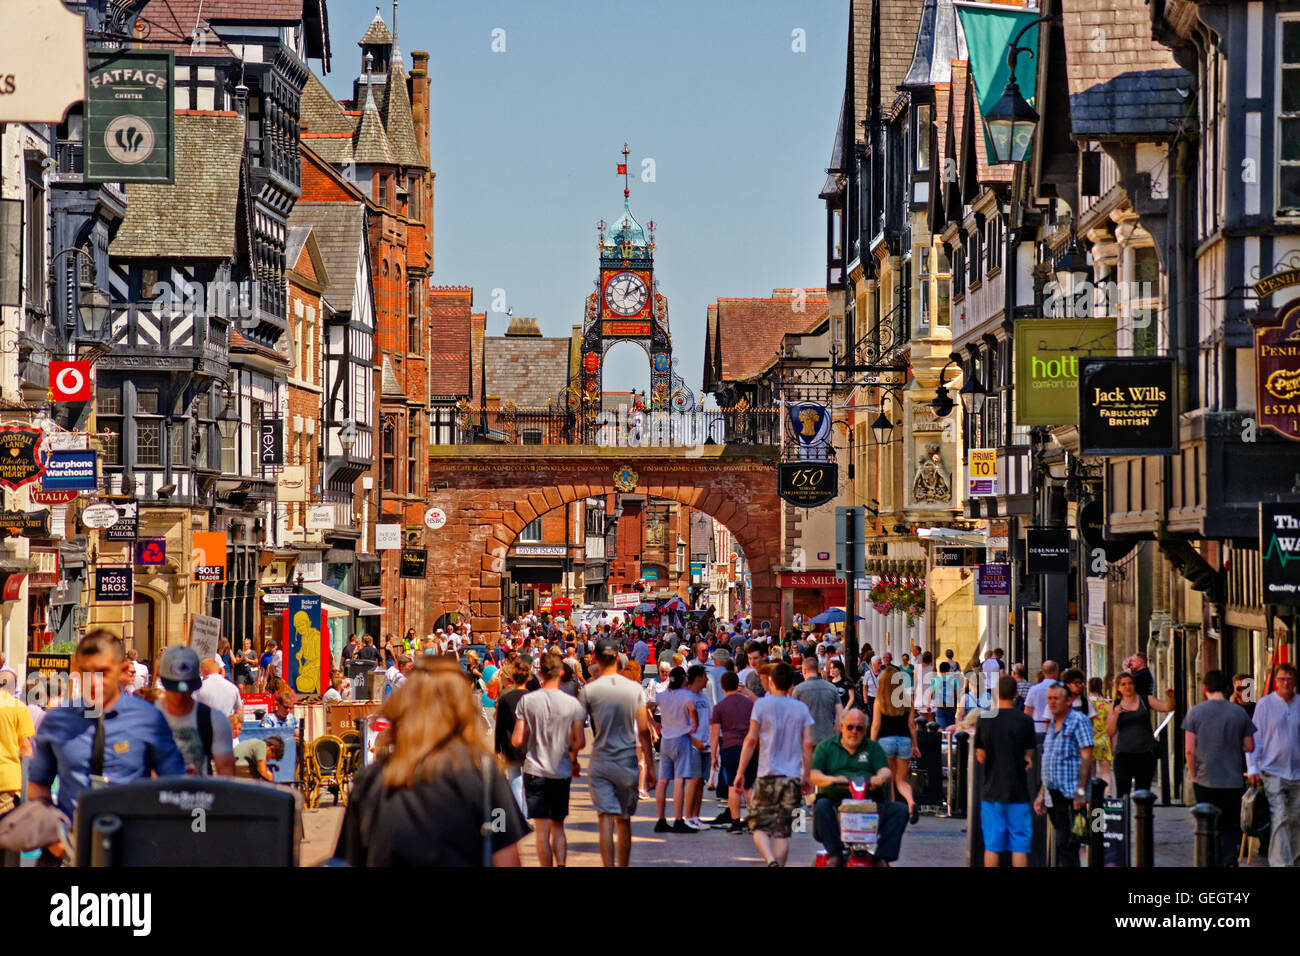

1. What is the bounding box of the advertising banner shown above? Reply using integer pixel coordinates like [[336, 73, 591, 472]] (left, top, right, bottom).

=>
[[94, 566, 133, 602], [41, 451, 98, 490], [259, 418, 284, 467], [189, 613, 222, 662], [778, 461, 838, 508], [104, 500, 138, 541], [85, 50, 174, 183], [375, 524, 402, 550], [0, 426, 45, 490], [1026, 529, 1071, 575], [286, 594, 327, 695], [192, 530, 227, 583], [399, 547, 427, 579], [0, 509, 50, 537], [1077, 356, 1177, 456], [1254, 298, 1300, 441], [967, 448, 998, 496], [973, 563, 1011, 606], [1260, 503, 1300, 605], [1014, 318, 1117, 426]]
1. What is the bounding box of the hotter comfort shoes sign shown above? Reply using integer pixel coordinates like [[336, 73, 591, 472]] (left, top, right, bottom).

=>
[[1014, 318, 1117, 426]]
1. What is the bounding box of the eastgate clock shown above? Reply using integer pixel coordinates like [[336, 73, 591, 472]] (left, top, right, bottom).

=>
[[604, 271, 648, 316]]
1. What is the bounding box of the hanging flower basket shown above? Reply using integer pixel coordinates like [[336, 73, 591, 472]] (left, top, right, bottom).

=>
[[868, 577, 927, 625]]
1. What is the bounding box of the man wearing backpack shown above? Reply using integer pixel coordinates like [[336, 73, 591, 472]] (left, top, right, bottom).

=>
[[156, 646, 235, 776]]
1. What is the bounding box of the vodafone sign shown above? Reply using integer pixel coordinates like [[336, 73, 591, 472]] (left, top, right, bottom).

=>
[[49, 361, 91, 402]]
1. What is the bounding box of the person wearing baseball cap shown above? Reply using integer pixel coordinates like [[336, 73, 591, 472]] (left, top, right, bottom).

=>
[[156, 645, 235, 776]]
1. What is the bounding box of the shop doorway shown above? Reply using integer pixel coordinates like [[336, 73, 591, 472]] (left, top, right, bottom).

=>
[[132, 593, 157, 669]]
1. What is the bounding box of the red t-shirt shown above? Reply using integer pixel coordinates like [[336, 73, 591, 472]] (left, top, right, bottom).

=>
[[711, 692, 755, 750]]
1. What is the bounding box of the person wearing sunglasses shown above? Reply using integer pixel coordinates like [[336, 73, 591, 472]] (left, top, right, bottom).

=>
[[809, 707, 905, 866]]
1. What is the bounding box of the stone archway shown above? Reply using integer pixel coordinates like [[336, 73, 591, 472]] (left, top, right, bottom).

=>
[[427, 446, 781, 633]]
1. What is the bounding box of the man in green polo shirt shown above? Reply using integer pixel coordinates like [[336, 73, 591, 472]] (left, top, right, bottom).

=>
[[809, 707, 909, 865]]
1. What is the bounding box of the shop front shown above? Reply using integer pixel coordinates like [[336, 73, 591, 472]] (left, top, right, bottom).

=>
[[780, 571, 845, 626]]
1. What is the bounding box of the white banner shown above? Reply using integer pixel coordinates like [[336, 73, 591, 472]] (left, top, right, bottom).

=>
[[375, 523, 402, 550], [306, 505, 334, 530]]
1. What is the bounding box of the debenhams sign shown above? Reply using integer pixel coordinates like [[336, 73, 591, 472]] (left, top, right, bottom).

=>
[[0, 0, 86, 122]]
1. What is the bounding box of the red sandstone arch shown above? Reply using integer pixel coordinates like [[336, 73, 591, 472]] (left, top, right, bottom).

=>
[[426, 447, 781, 634]]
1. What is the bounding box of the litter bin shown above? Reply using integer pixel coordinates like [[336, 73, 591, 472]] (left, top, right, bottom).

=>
[[347, 659, 376, 699]]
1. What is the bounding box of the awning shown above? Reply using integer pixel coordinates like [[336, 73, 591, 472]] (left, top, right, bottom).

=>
[[302, 581, 384, 616], [320, 601, 351, 621]]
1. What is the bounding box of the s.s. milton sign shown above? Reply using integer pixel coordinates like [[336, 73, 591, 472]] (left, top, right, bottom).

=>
[[1077, 356, 1177, 456]]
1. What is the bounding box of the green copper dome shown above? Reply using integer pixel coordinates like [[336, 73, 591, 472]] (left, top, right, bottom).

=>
[[606, 198, 647, 249]]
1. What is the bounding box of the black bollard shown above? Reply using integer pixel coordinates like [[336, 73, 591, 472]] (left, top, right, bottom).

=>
[[1088, 778, 1107, 867], [1132, 789, 1155, 867], [1192, 802, 1221, 868], [953, 731, 970, 819]]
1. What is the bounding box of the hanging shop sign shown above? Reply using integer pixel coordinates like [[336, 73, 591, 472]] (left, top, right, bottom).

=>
[[275, 465, 307, 502], [375, 524, 402, 550], [779, 572, 844, 589], [1260, 503, 1300, 605], [80, 502, 120, 529], [41, 450, 98, 491], [85, 50, 174, 184], [400, 547, 427, 579], [26, 652, 71, 684], [0, 426, 45, 490], [94, 566, 133, 602], [0, 0, 86, 123], [306, 505, 334, 531], [0, 509, 50, 538], [285, 595, 327, 695], [192, 530, 228, 583], [788, 403, 831, 447], [1013, 318, 1117, 426], [967, 448, 998, 497], [104, 501, 138, 541], [30, 489, 78, 506], [1077, 499, 1137, 567], [1077, 356, 1177, 456], [424, 507, 447, 530], [136, 538, 166, 566], [973, 563, 1011, 606], [1253, 298, 1300, 442], [49, 361, 92, 403], [1026, 528, 1071, 575], [932, 547, 968, 568], [259, 418, 284, 467], [777, 461, 838, 508], [1253, 268, 1300, 298]]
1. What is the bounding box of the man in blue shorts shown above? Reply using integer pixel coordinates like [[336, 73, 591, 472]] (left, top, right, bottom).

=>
[[974, 674, 1037, 867]]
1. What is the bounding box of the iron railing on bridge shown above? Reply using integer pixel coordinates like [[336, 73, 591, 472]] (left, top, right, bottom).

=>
[[455, 404, 780, 447]]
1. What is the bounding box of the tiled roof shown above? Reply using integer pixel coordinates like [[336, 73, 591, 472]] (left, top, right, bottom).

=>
[[712, 292, 830, 384], [301, 71, 355, 136], [484, 337, 571, 408], [286, 202, 366, 313], [136, 0, 318, 58], [881, 0, 927, 95], [382, 62, 425, 167], [231, 329, 289, 364], [110, 112, 244, 259], [429, 287, 473, 397], [949, 60, 969, 189], [820, 96, 845, 200], [1062, 0, 1190, 139], [851, 0, 872, 145], [353, 93, 394, 165], [360, 10, 394, 46], [381, 356, 402, 397], [286, 225, 312, 276]]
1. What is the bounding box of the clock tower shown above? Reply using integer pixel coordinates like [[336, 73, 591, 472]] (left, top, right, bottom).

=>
[[577, 144, 693, 433]]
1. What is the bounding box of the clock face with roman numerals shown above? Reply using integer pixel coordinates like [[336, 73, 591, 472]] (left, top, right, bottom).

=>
[[604, 271, 649, 316]]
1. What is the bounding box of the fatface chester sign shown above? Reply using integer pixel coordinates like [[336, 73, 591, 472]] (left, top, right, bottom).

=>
[[85, 50, 174, 183]]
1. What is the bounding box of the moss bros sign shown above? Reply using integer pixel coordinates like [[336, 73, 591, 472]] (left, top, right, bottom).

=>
[[1077, 356, 1177, 456], [86, 50, 174, 184]]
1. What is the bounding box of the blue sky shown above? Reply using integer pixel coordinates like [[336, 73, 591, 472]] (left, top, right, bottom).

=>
[[324, 0, 846, 398]]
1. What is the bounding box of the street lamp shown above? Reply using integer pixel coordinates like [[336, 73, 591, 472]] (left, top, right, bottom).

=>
[[981, 15, 1055, 165], [216, 386, 239, 443], [871, 409, 894, 446], [78, 286, 110, 336], [1053, 235, 1092, 309], [958, 367, 987, 415]]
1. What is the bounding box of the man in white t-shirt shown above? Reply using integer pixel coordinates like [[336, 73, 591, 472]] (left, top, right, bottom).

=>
[[386, 655, 413, 694], [736, 661, 815, 867], [194, 659, 243, 717], [1022, 660, 1059, 735]]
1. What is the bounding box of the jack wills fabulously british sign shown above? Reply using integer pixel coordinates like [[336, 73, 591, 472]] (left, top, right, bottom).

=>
[[1255, 298, 1300, 442], [1077, 357, 1177, 456], [1260, 503, 1300, 605]]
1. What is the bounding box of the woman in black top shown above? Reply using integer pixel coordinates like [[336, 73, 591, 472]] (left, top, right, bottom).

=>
[[335, 657, 529, 866], [827, 659, 851, 706], [1105, 671, 1176, 797], [871, 665, 921, 822]]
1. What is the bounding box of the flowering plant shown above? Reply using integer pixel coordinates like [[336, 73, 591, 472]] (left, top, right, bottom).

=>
[[868, 577, 927, 625]]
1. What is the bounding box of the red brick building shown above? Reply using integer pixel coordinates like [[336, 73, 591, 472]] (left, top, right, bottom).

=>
[[298, 10, 436, 638]]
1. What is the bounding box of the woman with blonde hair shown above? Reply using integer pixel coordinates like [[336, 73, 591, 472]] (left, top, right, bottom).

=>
[[871, 665, 921, 823], [335, 657, 529, 866]]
